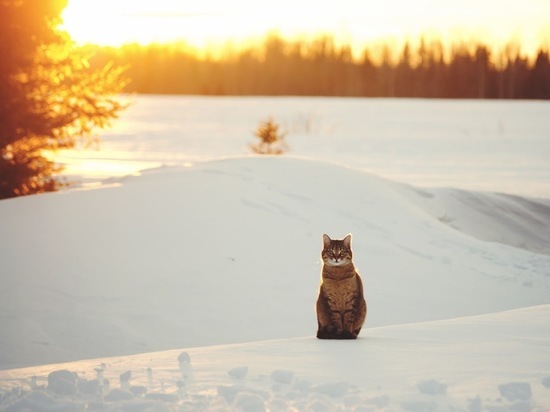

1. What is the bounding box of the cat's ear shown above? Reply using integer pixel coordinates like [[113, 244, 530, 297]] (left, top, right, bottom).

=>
[[322, 233, 331, 248], [343, 234, 352, 248]]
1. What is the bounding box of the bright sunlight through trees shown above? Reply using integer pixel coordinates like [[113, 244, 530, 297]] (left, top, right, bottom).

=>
[[0, 0, 127, 199]]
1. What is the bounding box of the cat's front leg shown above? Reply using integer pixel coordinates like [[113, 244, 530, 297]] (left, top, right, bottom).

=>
[[339, 308, 358, 339], [316, 290, 337, 339], [317, 324, 338, 339], [329, 310, 344, 334], [341, 307, 356, 333], [351, 294, 367, 337]]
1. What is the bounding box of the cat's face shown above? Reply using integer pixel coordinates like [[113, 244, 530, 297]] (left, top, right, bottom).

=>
[[322, 234, 353, 267]]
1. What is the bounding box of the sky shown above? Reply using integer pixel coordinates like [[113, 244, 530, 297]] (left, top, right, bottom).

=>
[[61, 0, 550, 56]]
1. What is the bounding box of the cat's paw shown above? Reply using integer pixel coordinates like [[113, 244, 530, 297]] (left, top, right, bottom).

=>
[[317, 328, 336, 339], [340, 331, 358, 340]]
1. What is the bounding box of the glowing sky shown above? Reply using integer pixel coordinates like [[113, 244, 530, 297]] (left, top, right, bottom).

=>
[[61, 0, 550, 55]]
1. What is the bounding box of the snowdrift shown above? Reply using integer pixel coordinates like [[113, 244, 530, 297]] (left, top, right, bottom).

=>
[[1, 157, 549, 372], [394, 183, 550, 255]]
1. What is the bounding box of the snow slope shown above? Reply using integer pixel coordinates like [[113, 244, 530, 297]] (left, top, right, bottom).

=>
[[1, 157, 549, 410], [392, 183, 550, 255]]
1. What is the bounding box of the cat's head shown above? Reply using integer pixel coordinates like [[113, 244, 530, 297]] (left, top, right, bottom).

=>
[[321, 234, 352, 267]]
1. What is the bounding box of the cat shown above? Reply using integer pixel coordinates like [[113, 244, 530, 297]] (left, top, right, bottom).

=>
[[316, 233, 367, 339]]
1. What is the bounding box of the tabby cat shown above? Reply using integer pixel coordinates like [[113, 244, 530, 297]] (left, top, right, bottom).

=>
[[316, 234, 367, 339]]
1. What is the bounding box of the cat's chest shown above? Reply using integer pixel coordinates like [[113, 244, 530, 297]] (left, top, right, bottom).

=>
[[322, 276, 358, 308]]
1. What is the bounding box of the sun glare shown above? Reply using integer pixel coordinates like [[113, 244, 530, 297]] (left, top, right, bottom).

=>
[[61, 1, 288, 50], [61, 0, 550, 57]]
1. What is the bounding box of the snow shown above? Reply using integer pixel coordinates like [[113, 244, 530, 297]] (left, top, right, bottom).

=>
[[1, 96, 550, 410], [56, 96, 550, 199], [1, 306, 549, 410]]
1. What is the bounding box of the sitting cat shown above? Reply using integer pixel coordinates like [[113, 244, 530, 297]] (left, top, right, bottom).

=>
[[316, 233, 367, 339]]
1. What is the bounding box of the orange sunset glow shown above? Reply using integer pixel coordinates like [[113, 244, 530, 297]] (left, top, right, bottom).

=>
[[61, 0, 550, 57]]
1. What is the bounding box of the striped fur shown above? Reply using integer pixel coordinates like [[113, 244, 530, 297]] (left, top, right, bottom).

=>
[[316, 234, 367, 339]]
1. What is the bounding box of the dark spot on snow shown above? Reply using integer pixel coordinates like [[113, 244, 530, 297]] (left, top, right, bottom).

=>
[[47, 370, 78, 396], [178, 351, 191, 363], [417, 379, 447, 395], [271, 369, 294, 384], [498, 382, 532, 402], [130, 385, 147, 396], [438, 214, 455, 224], [119, 370, 131, 383], [31, 340, 51, 346], [414, 188, 435, 199], [104, 388, 134, 402], [228, 366, 248, 379], [311, 381, 351, 398]]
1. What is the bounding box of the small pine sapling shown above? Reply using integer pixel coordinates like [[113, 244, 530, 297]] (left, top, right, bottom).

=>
[[250, 117, 288, 155]]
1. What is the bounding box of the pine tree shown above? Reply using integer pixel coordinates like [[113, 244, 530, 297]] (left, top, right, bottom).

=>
[[0, 0, 127, 199], [250, 117, 288, 155]]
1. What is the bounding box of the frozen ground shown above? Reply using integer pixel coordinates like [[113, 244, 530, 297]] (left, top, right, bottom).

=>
[[1, 156, 549, 410], [1, 97, 550, 410]]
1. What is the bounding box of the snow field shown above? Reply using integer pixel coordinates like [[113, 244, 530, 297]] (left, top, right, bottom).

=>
[[1, 157, 548, 369], [0, 152, 549, 410], [55, 96, 550, 199]]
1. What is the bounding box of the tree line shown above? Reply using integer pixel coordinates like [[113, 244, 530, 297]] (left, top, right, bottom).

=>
[[87, 35, 550, 99]]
